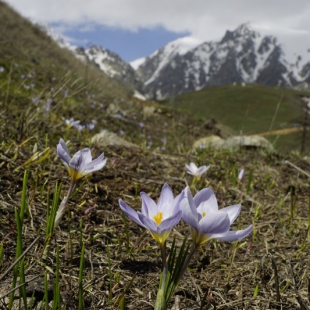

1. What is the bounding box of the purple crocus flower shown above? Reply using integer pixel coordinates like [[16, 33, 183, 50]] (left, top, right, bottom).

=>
[[181, 187, 252, 245], [62, 117, 81, 128], [44, 98, 53, 112], [185, 162, 210, 177], [57, 138, 106, 182], [119, 184, 184, 246]]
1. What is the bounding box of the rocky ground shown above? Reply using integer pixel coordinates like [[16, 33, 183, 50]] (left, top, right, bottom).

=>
[[0, 93, 310, 309]]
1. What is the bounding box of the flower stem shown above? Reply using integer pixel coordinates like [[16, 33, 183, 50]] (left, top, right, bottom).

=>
[[155, 242, 168, 310], [160, 242, 167, 291], [42, 181, 76, 259], [54, 180, 76, 229]]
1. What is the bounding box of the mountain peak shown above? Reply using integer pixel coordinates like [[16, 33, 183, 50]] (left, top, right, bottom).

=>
[[165, 36, 203, 55], [221, 23, 259, 43]]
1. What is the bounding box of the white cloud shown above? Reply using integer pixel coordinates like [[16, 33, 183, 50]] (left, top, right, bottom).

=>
[[4, 0, 310, 41], [4, 0, 310, 63]]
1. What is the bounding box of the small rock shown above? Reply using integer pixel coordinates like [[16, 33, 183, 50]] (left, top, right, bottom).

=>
[[91, 131, 138, 148], [192, 135, 274, 152], [143, 106, 156, 118]]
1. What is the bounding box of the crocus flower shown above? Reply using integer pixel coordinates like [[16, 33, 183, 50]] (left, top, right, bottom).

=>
[[181, 187, 252, 246], [85, 123, 95, 130], [185, 162, 210, 177], [119, 184, 184, 245], [238, 168, 244, 180], [73, 124, 86, 131], [57, 138, 107, 182], [62, 117, 81, 128]]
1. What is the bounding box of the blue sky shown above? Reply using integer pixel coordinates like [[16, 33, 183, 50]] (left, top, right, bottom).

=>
[[5, 0, 310, 64], [54, 24, 189, 62]]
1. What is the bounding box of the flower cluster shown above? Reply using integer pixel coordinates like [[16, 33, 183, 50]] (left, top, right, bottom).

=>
[[55, 138, 252, 309], [56, 139, 251, 247], [119, 184, 252, 247]]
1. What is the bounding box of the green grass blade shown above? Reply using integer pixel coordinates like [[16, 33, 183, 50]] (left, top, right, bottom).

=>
[[78, 243, 85, 310], [19, 257, 28, 310], [20, 169, 29, 222], [44, 271, 49, 310]]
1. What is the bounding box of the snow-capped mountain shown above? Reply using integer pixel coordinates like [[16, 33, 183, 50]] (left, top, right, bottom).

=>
[[75, 45, 142, 90], [39, 24, 142, 91], [133, 24, 310, 99], [42, 22, 310, 100]]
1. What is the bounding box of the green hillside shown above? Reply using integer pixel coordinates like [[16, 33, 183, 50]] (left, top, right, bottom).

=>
[[0, 1, 131, 100], [171, 84, 305, 134]]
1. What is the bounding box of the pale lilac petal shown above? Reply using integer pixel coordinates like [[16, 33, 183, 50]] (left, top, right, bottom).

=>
[[138, 213, 158, 233], [181, 188, 199, 231], [185, 164, 193, 171], [199, 211, 230, 235], [58, 138, 70, 156], [208, 225, 253, 242], [83, 152, 104, 167], [69, 148, 90, 172], [190, 162, 197, 170], [83, 158, 107, 175], [83, 154, 106, 174], [119, 199, 145, 227], [185, 164, 195, 175], [159, 210, 182, 233], [194, 188, 218, 213], [238, 168, 244, 180], [141, 192, 158, 218], [157, 184, 174, 212], [79, 148, 92, 166], [197, 166, 207, 175], [186, 162, 199, 175], [57, 139, 71, 165], [69, 151, 84, 170], [171, 190, 185, 214], [221, 204, 241, 224]]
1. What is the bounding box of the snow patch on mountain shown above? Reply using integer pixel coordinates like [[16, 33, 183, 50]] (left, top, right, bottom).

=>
[[141, 36, 203, 85], [130, 57, 146, 70]]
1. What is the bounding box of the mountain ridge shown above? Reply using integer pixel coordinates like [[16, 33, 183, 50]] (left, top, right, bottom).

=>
[[134, 24, 310, 99], [42, 22, 310, 100]]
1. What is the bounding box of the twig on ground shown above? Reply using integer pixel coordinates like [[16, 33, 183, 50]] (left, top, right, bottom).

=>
[[284, 160, 310, 178], [0, 235, 40, 282], [289, 260, 310, 310]]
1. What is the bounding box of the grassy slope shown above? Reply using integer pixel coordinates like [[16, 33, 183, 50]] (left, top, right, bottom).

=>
[[169, 84, 309, 152], [0, 1, 130, 100]]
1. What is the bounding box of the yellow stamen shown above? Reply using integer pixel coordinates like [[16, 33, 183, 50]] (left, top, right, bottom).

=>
[[202, 211, 206, 217], [68, 168, 83, 182], [153, 212, 163, 225]]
